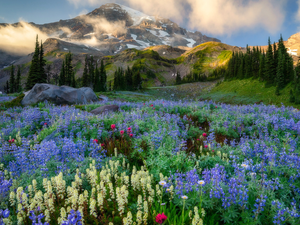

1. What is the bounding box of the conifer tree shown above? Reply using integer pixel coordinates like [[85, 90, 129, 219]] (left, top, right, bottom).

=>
[[94, 61, 100, 91], [275, 50, 285, 95], [294, 61, 300, 104], [289, 89, 295, 103], [89, 56, 94, 87], [133, 71, 142, 90], [9, 64, 15, 93], [265, 37, 274, 85], [100, 59, 107, 92], [39, 41, 47, 83], [273, 42, 278, 77], [244, 54, 252, 78], [16, 65, 21, 92], [65, 52, 74, 86], [5, 81, 9, 94], [237, 55, 244, 79], [259, 53, 265, 81], [26, 35, 40, 90], [59, 61, 65, 86], [176, 71, 182, 84], [82, 56, 89, 87], [125, 66, 133, 91]]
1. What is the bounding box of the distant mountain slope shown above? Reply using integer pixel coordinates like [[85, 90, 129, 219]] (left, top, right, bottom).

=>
[[0, 40, 243, 91], [0, 3, 220, 69]]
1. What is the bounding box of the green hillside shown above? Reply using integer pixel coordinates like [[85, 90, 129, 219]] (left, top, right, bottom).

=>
[[199, 78, 299, 108]]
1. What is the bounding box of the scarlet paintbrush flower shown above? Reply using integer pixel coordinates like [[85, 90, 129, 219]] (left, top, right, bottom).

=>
[[130, 133, 133, 137], [156, 213, 167, 224], [204, 145, 208, 148], [150, 104, 153, 107], [120, 130, 124, 135], [202, 133, 207, 137], [111, 124, 116, 130], [93, 139, 98, 143], [101, 143, 105, 147]]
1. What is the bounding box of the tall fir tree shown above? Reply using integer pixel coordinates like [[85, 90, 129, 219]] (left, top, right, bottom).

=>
[[100, 59, 107, 92], [273, 42, 278, 78], [294, 60, 300, 104], [9, 64, 15, 93], [26, 35, 40, 90], [5, 81, 9, 94], [176, 71, 182, 84], [237, 55, 244, 79], [133, 71, 142, 90], [88, 56, 95, 87], [125, 66, 133, 90], [16, 65, 21, 92], [82, 56, 89, 87], [39, 41, 47, 83], [64, 52, 74, 86], [265, 37, 275, 85], [258, 53, 265, 81], [94, 61, 100, 91], [59, 61, 66, 86], [275, 50, 285, 95]]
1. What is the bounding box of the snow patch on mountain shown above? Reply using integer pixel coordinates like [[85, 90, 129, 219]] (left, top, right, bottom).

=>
[[131, 34, 150, 48], [127, 44, 140, 49], [183, 37, 196, 48], [118, 4, 155, 26]]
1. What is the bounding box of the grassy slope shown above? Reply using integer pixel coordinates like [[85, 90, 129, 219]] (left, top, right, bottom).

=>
[[199, 78, 299, 108]]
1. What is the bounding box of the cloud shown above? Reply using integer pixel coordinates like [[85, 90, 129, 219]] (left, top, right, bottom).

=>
[[0, 21, 49, 55], [82, 16, 127, 37], [66, 0, 286, 35], [186, 0, 286, 35], [296, 0, 300, 21]]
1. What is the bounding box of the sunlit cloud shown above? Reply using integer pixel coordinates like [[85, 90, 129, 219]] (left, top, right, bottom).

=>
[[66, 0, 287, 35], [0, 20, 49, 55]]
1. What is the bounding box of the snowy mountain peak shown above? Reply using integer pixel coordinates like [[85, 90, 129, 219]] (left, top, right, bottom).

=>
[[117, 4, 156, 26]]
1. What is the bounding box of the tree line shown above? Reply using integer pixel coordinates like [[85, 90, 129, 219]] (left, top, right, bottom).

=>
[[224, 35, 300, 103], [6, 34, 146, 93]]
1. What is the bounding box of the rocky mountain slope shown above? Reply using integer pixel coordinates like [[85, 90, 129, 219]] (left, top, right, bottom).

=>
[[0, 40, 242, 91], [0, 3, 220, 69]]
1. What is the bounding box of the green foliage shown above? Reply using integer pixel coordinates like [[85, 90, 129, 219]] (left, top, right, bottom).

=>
[[26, 35, 47, 90], [0, 93, 25, 109]]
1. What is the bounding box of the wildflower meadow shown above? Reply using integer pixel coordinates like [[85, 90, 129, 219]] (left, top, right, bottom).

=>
[[0, 97, 300, 225]]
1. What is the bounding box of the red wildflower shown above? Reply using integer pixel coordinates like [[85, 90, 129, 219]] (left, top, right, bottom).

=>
[[204, 145, 208, 148], [120, 130, 124, 135], [143, 103, 145, 105], [8, 140, 11, 143], [150, 104, 153, 107], [202, 133, 207, 137], [11, 139, 14, 143], [153, 108, 155, 110], [101, 143, 105, 147], [212, 150, 215, 152], [127, 127, 132, 133], [44, 122, 47, 126], [156, 213, 167, 224], [130, 133, 133, 137], [93, 139, 98, 143], [215, 106, 217, 108], [197, 139, 200, 141], [111, 124, 116, 130]]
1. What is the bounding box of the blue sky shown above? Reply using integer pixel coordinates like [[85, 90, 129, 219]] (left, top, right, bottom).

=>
[[0, 0, 299, 48]]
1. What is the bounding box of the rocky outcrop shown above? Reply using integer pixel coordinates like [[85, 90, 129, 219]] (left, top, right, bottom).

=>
[[21, 83, 98, 105], [90, 105, 119, 115]]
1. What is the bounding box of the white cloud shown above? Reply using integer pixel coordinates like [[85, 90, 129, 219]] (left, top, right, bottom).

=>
[[296, 0, 300, 21], [0, 20, 49, 55], [66, 0, 287, 35]]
